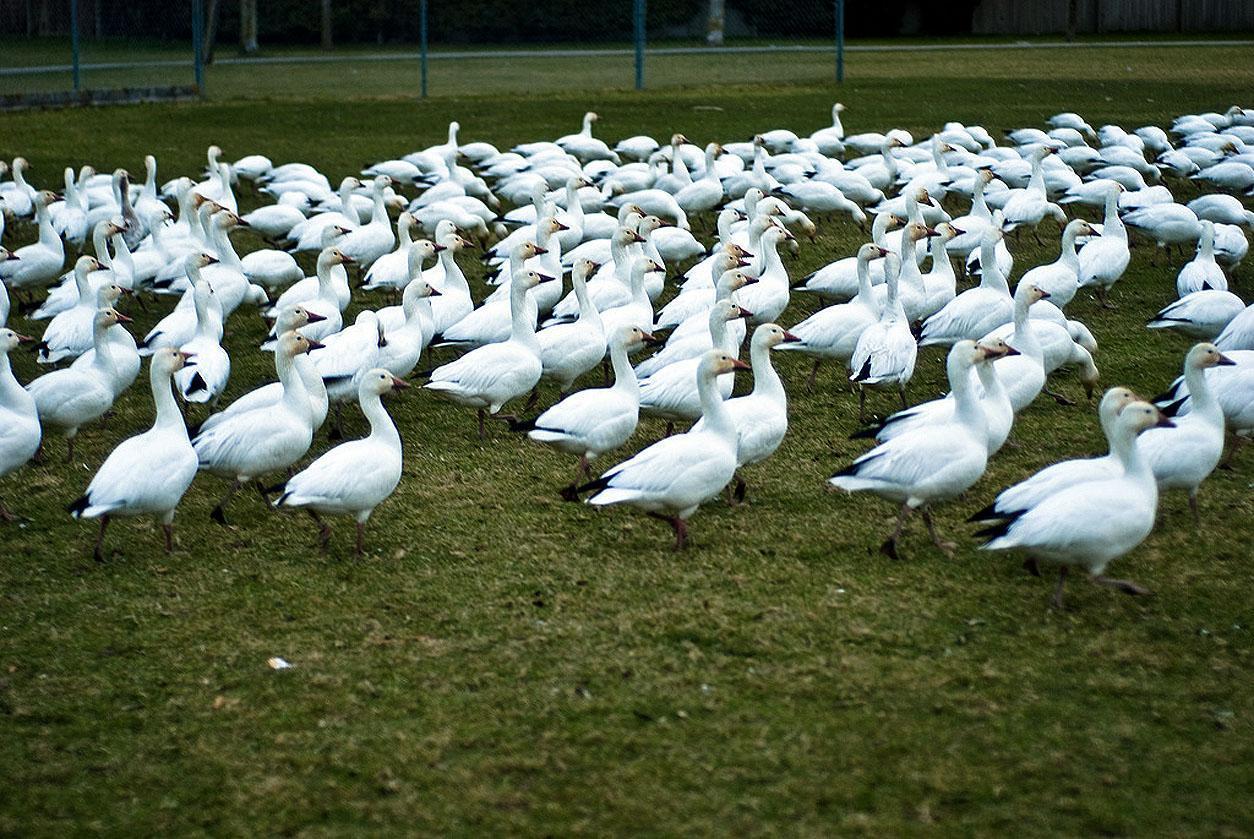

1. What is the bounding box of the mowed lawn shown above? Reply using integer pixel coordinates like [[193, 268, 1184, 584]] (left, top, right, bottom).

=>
[[1, 45, 1253, 835]]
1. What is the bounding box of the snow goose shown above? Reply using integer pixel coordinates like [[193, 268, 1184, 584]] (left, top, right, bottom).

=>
[[809, 103, 847, 155], [174, 281, 230, 406], [655, 250, 752, 331], [240, 239, 303, 291], [692, 323, 800, 502], [780, 244, 887, 388], [311, 309, 389, 437], [427, 232, 476, 335], [919, 222, 962, 318], [595, 256, 664, 340], [361, 212, 420, 292], [32, 219, 127, 321], [425, 269, 555, 438], [1020, 219, 1098, 308], [1001, 148, 1066, 238], [0, 329, 41, 518], [0, 249, 15, 326], [523, 325, 653, 491], [537, 259, 606, 394], [582, 349, 750, 549], [555, 112, 619, 164], [773, 181, 866, 226], [1077, 185, 1131, 307], [287, 177, 362, 251], [733, 225, 794, 325], [1048, 113, 1096, 138], [437, 242, 547, 348], [0, 157, 35, 218], [1213, 222, 1249, 273], [27, 308, 129, 461], [1192, 160, 1254, 193], [831, 340, 998, 559], [67, 348, 199, 561], [636, 300, 749, 427], [337, 176, 396, 269], [0, 191, 65, 293], [138, 253, 219, 356], [675, 144, 727, 214], [34, 256, 111, 363], [1215, 304, 1254, 351], [1149, 288, 1245, 340], [976, 282, 1051, 414], [50, 166, 89, 248], [920, 228, 1011, 347], [274, 240, 353, 317], [794, 211, 898, 300], [1176, 220, 1227, 295], [377, 278, 439, 378], [1122, 202, 1201, 255], [275, 369, 408, 555], [1187, 194, 1254, 229], [193, 331, 321, 523], [849, 253, 915, 420], [976, 400, 1173, 608], [1138, 343, 1235, 523], [241, 202, 306, 241]]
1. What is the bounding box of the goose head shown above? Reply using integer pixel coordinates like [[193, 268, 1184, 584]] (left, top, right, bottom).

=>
[[96, 307, 131, 331], [328, 247, 356, 267], [0, 328, 33, 352], [612, 325, 654, 352], [699, 349, 751, 380], [720, 269, 759, 292], [277, 330, 324, 360], [152, 346, 194, 377], [517, 241, 547, 261], [1122, 401, 1176, 435], [574, 258, 600, 281], [74, 255, 104, 277], [1101, 387, 1141, 421], [402, 278, 440, 309], [755, 322, 801, 351], [516, 269, 556, 291], [36, 190, 60, 208], [1015, 281, 1050, 306], [97, 283, 131, 308], [932, 222, 962, 240], [857, 243, 890, 262], [974, 337, 1019, 361], [407, 240, 443, 275], [0, 247, 17, 263], [1189, 342, 1237, 371], [540, 216, 569, 237], [833, 102, 845, 116], [274, 304, 326, 333], [361, 367, 409, 398], [185, 252, 218, 275], [904, 222, 935, 244]]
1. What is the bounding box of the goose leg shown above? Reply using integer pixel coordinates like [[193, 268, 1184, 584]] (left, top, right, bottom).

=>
[[1188, 488, 1201, 528], [524, 387, 539, 413], [1042, 384, 1076, 406], [648, 512, 687, 550], [602, 358, 611, 386], [1219, 434, 1247, 470], [857, 387, 867, 424], [898, 385, 909, 410], [355, 522, 366, 556], [731, 476, 747, 506], [329, 404, 344, 441], [921, 506, 956, 557], [306, 509, 332, 551], [66, 434, 76, 464], [664, 421, 675, 438], [93, 515, 110, 563], [880, 503, 911, 560], [1091, 574, 1151, 597], [1051, 566, 1069, 609], [0, 500, 15, 523], [210, 479, 242, 525], [163, 523, 175, 553]]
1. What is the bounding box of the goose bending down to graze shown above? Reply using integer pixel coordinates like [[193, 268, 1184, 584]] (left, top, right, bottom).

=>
[[138, 253, 220, 356], [1187, 194, 1254, 229], [1176, 220, 1227, 295], [831, 340, 1001, 559], [1138, 343, 1235, 524], [581, 350, 750, 549], [425, 270, 555, 438], [692, 323, 800, 503], [854, 338, 1017, 455], [975, 401, 1174, 608], [67, 348, 199, 561], [637, 300, 750, 428], [194, 306, 329, 437], [1148, 288, 1245, 340], [275, 369, 408, 555], [174, 281, 231, 406], [536, 259, 605, 395], [849, 254, 915, 421], [1078, 185, 1131, 307], [779, 244, 887, 389], [0, 329, 41, 519], [193, 332, 321, 524], [1020, 219, 1099, 308], [522, 326, 653, 493], [240, 242, 303, 291], [27, 308, 130, 461]]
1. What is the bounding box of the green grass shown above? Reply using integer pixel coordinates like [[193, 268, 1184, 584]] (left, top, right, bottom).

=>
[[2, 45, 1254, 835]]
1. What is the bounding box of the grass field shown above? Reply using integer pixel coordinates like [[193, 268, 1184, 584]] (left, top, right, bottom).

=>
[[2, 44, 1253, 835]]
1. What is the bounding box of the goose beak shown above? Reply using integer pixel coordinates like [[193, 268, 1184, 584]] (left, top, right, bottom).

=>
[[390, 376, 411, 390], [341, 254, 358, 265], [114, 312, 133, 324], [730, 358, 751, 371], [950, 226, 966, 235], [630, 232, 646, 243], [1155, 413, 1176, 429], [555, 221, 570, 231], [434, 244, 448, 252], [235, 218, 251, 228], [533, 246, 549, 255], [735, 306, 753, 319], [178, 351, 196, 362], [781, 330, 802, 343], [205, 256, 220, 265], [640, 331, 660, 345], [305, 311, 327, 323], [117, 286, 134, 295], [1001, 344, 1021, 357], [735, 258, 751, 268], [15, 333, 34, 342], [4, 254, 18, 261], [1216, 353, 1237, 366], [925, 227, 941, 238], [537, 273, 557, 284], [588, 261, 602, 272], [307, 338, 326, 351], [741, 275, 760, 286], [1037, 289, 1051, 299]]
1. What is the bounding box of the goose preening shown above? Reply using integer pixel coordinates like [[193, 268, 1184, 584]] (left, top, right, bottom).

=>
[[275, 369, 408, 555], [68, 348, 199, 561], [975, 400, 1174, 609], [581, 350, 750, 549]]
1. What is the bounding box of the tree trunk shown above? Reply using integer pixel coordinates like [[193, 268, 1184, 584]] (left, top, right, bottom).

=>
[[705, 0, 725, 46], [240, 0, 258, 54], [203, 0, 221, 63], [321, 0, 333, 49]]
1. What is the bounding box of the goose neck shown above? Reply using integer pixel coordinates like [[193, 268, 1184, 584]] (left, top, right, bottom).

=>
[[1183, 360, 1220, 419], [277, 349, 312, 423], [151, 361, 185, 432], [362, 389, 402, 449], [609, 338, 638, 395], [697, 366, 736, 440], [509, 281, 539, 351], [750, 338, 784, 402]]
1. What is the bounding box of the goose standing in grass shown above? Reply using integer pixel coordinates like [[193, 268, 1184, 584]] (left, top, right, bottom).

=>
[[0, 249, 16, 327], [582, 350, 750, 549], [360, 212, 422, 292], [138, 253, 220, 356], [831, 340, 1005, 559], [654, 252, 753, 333], [780, 244, 887, 389], [1078, 185, 1131, 307], [1148, 288, 1245, 340], [34, 256, 109, 363], [1, 191, 65, 294], [522, 326, 653, 495], [175, 281, 231, 406], [425, 269, 555, 438], [337, 176, 396, 270], [275, 369, 408, 555], [976, 401, 1173, 609], [920, 229, 1012, 347], [1020, 219, 1099, 308], [67, 348, 199, 562], [536, 259, 605, 396], [376, 278, 439, 379], [193, 332, 321, 524], [1175, 220, 1227, 295], [637, 300, 750, 428], [0, 329, 41, 520], [27, 308, 130, 462], [1138, 343, 1235, 524], [267, 247, 354, 347], [692, 323, 800, 503], [313, 309, 388, 436], [976, 282, 1051, 413], [437, 242, 547, 348], [849, 254, 915, 421], [794, 211, 898, 300]]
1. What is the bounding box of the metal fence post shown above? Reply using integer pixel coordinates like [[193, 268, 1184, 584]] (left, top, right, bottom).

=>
[[633, 0, 645, 90], [835, 0, 844, 83], [419, 0, 428, 98], [192, 0, 205, 93], [70, 0, 81, 92]]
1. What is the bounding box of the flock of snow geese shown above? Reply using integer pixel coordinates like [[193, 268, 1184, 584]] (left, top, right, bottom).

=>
[[2, 103, 1253, 607]]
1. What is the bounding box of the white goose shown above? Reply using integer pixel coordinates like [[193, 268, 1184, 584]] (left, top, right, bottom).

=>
[[269, 247, 354, 344], [360, 211, 421, 292], [637, 300, 749, 427], [35, 256, 111, 363], [138, 253, 220, 356], [537, 259, 606, 394], [734, 225, 795, 325], [377, 278, 439, 379], [193, 331, 319, 523], [1216, 304, 1254, 351], [31, 219, 127, 321], [584, 350, 750, 549], [638, 276, 755, 377], [174, 281, 231, 406], [313, 310, 388, 435], [425, 269, 555, 437], [595, 256, 664, 340], [1137, 343, 1235, 523], [27, 308, 129, 461], [437, 242, 547, 348], [654, 251, 751, 331], [1077, 185, 1130, 307], [831, 340, 998, 559], [337, 176, 396, 269], [68, 348, 199, 562], [1148, 288, 1245, 340], [1176, 220, 1227, 295], [920, 228, 1012, 347], [976, 281, 1051, 413], [849, 254, 915, 419], [275, 369, 408, 555], [1018, 219, 1097, 308], [0, 329, 41, 518], [692, 323, 800, 502], [794, 211, 898, 300], [524, 326, 652, 489], [0, 191, 65, 292], [977, 401, 1172, 608], [427, 233, 476, 335]]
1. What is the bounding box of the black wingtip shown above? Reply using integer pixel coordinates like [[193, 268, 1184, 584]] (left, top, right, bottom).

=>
[[66, 494, 90, 517], [852, 356, 872, 383], [848, 424, 881, 440], [572, 475, 611, 496], [506, 416, 539, 432], [973, 518, 1016, 540], [1160, 395, 1188, 418], [186, 370, 208, 394], [967, 501, 1004, 523]]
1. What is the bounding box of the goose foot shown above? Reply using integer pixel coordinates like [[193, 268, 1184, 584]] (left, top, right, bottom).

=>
[[524, 388, 539, 413], [649, 512, 688, 550], [355, 522, 366, 557], [1218, 434, 1247, 470], [0, 501, 15, 523], [209, 505, 229, 526], [730, 476, 747, 506], [1091, 575, 1151, 597], [210, 480, 241, 526], [880, 503, 911, 560], [558, 483, 581, 502]]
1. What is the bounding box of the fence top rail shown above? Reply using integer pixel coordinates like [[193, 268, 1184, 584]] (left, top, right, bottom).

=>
[[3, 37, 1252, 77]]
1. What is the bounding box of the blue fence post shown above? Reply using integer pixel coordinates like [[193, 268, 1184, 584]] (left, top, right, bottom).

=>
[[633, 0, 645, 90], [419, 0, 429, 98], [835, 0, 845, 83], [70, 0, 81, 92], [191, 0, 205, 93]]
